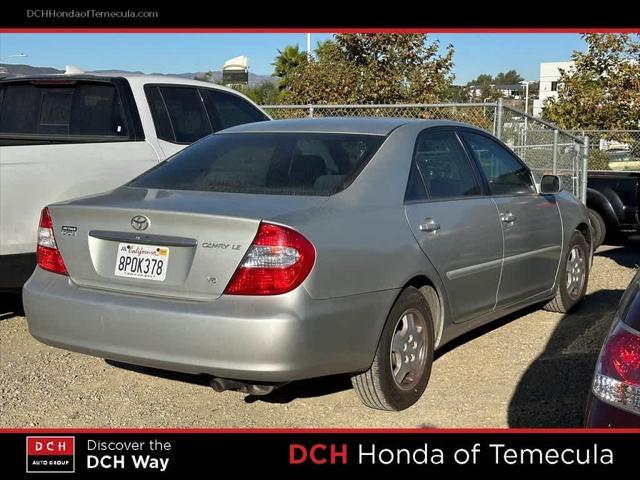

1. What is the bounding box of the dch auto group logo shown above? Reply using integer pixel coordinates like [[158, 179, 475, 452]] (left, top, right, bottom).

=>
[[26, 436, 75, 473]]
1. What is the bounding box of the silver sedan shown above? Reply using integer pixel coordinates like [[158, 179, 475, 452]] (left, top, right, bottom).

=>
[[23, 118, 592, 411]]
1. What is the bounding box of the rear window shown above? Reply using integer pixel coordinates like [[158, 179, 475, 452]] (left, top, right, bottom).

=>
[[0, 81, 129, 138], [129, 133, 385, 196]]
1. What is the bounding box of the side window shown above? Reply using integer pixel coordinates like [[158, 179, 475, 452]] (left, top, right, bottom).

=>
[[202, 90, 268, 131], [405, 161, 427, 202], [0, 82, 128, 138], [413, 130, 481, 199], [145, 86, 174, 142], [461, 131, 536, 196], [157, 87, 212, 143]]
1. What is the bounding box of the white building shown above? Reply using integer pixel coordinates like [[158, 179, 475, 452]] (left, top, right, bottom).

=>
[[532, 61, 574, 117], [467, 83, 524, 100]]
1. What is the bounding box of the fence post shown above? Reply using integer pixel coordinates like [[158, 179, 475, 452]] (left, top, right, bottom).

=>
[[308, 105, 314, 118], [581, 136, 589, 204], [491, 104, 497, 135], [495, 98, 503, 140], [552, 129, 559, 175]]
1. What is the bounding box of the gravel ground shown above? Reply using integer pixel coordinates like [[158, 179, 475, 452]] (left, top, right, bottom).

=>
[[1, 245, 638, 428]]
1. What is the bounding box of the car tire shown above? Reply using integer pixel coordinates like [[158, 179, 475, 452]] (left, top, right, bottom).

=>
[[543, 230, 590, 313], [351, 287, 434, 411], [587, 208, 606, 248]]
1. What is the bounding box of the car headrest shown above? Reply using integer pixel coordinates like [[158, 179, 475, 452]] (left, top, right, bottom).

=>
[[290, 154, 326, 186], [313, 174, 347, 192]]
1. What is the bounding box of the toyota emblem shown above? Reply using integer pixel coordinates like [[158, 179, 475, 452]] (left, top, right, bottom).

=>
[[131, 215, 150, 231]]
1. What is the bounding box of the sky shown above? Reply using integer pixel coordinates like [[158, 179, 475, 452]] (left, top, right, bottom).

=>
[[0, 33, 587, 84]]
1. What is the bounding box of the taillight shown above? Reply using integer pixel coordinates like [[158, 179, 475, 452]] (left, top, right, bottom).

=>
[[224, 222, 315, 295], [36, 207, 68, 276], [592, 321, 640, 414]]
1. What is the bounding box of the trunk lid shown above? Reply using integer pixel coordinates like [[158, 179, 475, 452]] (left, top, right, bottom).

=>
[[49, 187, 326, 300]]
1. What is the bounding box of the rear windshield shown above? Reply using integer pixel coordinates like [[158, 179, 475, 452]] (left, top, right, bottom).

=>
[[0, 81, 129, 139], [129, 132, 385, 196]]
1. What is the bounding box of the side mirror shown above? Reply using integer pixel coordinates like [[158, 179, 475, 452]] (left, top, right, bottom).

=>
[[540, 174, 562, 194]]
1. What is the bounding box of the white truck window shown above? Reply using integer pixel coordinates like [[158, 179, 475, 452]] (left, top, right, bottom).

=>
[[201, 89, 269, 130], [145, 85, 269, 144], [0, 81, 129, 139], [158, 86, 212, 143]]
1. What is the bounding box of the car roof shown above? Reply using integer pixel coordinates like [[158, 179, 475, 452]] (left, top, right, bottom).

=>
[[220, 117, 471, 135], [0, 72, 243, 96]]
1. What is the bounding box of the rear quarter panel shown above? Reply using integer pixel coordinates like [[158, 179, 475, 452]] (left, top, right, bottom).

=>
[[271, 124, 445, 300], [270, 124, 452, 349]]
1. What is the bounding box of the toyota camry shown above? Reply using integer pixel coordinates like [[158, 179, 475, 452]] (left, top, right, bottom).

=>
[[23, 118, 592, 411]]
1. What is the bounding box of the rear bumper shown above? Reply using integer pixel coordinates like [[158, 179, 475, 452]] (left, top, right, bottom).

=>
[[23, 268, 396, 382], [0, 253, 36, 290], [585, 393, 640, 428]]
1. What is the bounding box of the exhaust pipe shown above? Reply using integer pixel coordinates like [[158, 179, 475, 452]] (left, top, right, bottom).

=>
[[209, 377, 281, 396]]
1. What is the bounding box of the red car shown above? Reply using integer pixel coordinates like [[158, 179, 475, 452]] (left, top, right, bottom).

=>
[[586, 269, 640, 427]]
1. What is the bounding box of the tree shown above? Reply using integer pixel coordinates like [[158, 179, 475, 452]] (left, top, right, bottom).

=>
[[471, 73, 493, 85], [466, 73, 497, 100], [285, 34, 454, 104], [466, 70, 526, 101], [543, 34, 640, 130], [443, 84, 469, 103], [237, 81, 280, 105], [494, 70, 523, 85], [200, 71, 218, 83], [272, 45, 307, 92], [314, 39, 334, 60], [197, 70, 282, 105]]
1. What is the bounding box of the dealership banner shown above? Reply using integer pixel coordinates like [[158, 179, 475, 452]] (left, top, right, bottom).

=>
[[0, 4, 632, 30], [1, 429, 640, 475]]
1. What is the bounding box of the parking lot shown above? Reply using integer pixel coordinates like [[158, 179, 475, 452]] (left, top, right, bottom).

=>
[[0, 245, 637, 428]]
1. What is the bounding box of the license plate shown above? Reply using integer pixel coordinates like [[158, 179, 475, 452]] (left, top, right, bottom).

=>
[[114, 243, 170, 281]]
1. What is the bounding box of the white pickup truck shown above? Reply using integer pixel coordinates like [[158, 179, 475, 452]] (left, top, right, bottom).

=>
[[0, 72, 270, 289]]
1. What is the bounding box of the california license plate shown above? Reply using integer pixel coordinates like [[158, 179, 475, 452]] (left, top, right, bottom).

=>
[[114, 243, 170, 281]]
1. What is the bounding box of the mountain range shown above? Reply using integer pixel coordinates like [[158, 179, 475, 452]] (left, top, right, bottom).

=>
[[0, 63, 277, 87]]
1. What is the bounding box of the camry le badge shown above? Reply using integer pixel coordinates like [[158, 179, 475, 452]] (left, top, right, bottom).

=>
[[131, 215, 150, 231]]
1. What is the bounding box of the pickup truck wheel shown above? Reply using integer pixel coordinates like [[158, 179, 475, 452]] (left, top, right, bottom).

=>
[[587, 208, 606, 248], [351, 287, 434, 411], [543, 231, 590, 313]]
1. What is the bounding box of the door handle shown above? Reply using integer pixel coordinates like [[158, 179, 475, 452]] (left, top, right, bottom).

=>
[[419, 218, 440, 233], [500, 211, 517, 224]]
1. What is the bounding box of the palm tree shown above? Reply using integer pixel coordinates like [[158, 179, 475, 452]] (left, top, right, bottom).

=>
[[272, 45, 307, 91]]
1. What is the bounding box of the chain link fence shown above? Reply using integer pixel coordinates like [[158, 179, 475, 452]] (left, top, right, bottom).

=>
[[569, 130, 640, 171], [498, 104, 588, 201], [264, 103, 498, 132], [262, 101, 588, 202]]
